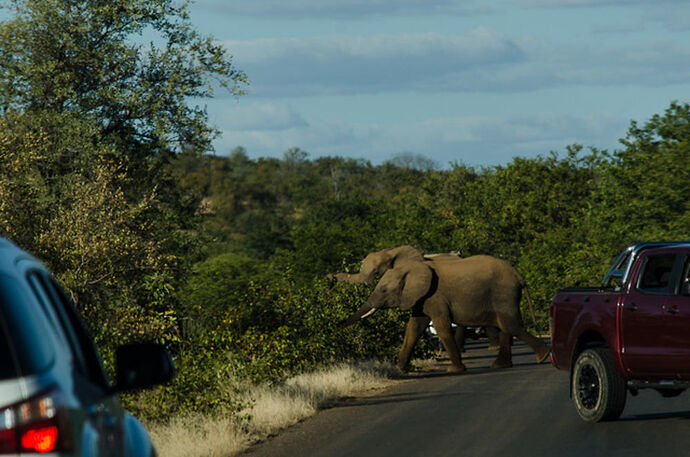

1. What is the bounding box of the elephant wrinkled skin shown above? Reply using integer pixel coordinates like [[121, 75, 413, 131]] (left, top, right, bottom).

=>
[[337, 251, 550, 373]]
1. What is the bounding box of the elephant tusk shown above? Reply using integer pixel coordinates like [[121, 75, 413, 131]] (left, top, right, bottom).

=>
[[361, 308, 377, 319]]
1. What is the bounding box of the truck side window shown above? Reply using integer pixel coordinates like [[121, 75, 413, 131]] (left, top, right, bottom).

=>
[[680, 257, 690, 296], [637, 254, 676, 294]]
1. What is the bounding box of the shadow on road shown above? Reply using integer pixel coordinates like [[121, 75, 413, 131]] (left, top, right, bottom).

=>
[[620, 411, 690, 421], [340, 390, 468, 408]]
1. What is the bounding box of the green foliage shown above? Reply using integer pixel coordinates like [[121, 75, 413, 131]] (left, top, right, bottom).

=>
[[0, 0, 247, 156], [0, 0, 244, 367], [578, 101, 690, 265], [233, 275, 408, 383]]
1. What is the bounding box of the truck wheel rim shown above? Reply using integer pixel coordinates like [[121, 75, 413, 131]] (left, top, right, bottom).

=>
[[577, 364, 600, 410]]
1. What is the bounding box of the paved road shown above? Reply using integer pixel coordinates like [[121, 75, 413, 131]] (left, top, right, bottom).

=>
[[244, 340, 690, 457]]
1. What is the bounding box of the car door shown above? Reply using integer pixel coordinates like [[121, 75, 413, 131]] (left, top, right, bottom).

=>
[[27, 271, 126, 457], [660, 254, 690, 377], [620, 252, 680, 377]]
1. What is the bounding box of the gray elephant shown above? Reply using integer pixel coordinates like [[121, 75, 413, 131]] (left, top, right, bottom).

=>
[[330, 246, 501, 353], [340, 254, 550, 373]]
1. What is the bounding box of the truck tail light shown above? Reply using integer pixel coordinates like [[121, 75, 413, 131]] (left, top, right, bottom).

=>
[[0, 389, 69, 454]]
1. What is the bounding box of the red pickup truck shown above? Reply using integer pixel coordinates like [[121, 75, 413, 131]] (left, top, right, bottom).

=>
[[550, 242, 690, 422]]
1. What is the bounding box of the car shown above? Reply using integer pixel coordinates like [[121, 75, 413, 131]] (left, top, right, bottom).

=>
[[0, 236, 175, 455]]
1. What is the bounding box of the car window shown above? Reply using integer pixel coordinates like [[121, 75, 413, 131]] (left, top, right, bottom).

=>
[[637, 254, 676, 294], [27, 274, 73, 350], [678, 256, 690, 296], [0, 312, 18, 380], [44, 277, 109, 388], [27, 272, 109, 389], [0, 273, 53, 376]]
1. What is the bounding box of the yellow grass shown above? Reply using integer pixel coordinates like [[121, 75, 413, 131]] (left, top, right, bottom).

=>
[[148, 360, 396, 457]]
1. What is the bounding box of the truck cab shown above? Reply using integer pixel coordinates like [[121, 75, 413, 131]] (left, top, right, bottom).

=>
[[550, 242, 690, 422]]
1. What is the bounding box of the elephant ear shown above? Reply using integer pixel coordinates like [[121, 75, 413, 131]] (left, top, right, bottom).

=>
[[397, 261, 433, 310]]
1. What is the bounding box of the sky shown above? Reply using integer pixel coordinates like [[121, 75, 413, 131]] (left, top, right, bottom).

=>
[[190, 0, 690, 168]]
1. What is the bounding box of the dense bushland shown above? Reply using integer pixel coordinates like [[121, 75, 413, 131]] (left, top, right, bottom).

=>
[[2, 0, 690, 425]]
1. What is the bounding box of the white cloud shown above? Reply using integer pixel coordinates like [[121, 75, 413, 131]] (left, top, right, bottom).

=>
[[219, 25, 690, 98], [218, 103, 308, 131], [230, 29, 519, 64], [198, 0, 491, 19], [542, 39, 690, 87], [225, 29, 526, 96], [520, 0, 684, 8], [214, 112, 628, 166]]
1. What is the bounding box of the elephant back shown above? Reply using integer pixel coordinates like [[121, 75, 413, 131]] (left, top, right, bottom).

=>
[[430, 254, 524, 295]]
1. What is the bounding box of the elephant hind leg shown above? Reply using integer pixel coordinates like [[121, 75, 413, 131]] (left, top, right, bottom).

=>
[[491, 330, 513, 369], [498, 317, 551, 364], [486, 326, 502, 351], [516, 328, 551, 363]]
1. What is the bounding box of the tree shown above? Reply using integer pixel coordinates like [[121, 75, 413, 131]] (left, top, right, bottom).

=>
[[574, 102, 690, 281], [0, 0, 247, 355], [0, 0, 247, 159], [385, 152, 438, 171]]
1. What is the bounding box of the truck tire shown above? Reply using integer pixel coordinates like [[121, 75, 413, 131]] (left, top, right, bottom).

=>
[[572, 347, 627, 422]]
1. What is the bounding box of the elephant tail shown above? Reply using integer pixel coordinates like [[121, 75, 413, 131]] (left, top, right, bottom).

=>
[[523, 283, 538, 326]]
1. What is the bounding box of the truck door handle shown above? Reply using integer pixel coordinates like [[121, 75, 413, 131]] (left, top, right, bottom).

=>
[[624, 303, 638, 311], [664, 305, 680, 314]]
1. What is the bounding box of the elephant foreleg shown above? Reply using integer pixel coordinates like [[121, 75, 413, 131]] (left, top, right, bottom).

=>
[[432, 316, 466, 373], [396, 316, 430, 372]]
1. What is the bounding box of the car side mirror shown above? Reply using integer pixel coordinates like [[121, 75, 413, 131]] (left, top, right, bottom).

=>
[[113, 343, 176, 393]]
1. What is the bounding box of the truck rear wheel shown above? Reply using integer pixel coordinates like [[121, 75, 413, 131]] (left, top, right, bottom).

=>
[[572, 348, 627, 422]]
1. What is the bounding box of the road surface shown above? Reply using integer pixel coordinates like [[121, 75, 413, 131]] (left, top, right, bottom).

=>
[[244, 340, 690, 457]]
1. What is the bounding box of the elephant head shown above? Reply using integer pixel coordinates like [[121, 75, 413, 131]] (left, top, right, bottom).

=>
[[331, 245, 424, 285], [340, 260, 433, 327]]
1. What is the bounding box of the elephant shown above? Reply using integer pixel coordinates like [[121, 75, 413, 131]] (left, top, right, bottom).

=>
[[330, 246, 501, 352], [340, 254, 551, 373]]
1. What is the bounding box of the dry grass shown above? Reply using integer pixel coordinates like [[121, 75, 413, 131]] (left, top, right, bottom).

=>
[[148, 360, 397, 457]]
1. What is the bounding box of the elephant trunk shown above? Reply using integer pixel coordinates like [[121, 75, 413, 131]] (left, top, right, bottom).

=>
[[330, 272, 377, 285], [339, 302, 378, 328]]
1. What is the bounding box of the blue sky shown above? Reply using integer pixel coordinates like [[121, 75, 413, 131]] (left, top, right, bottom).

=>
[[191, 0, 690, 168]]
